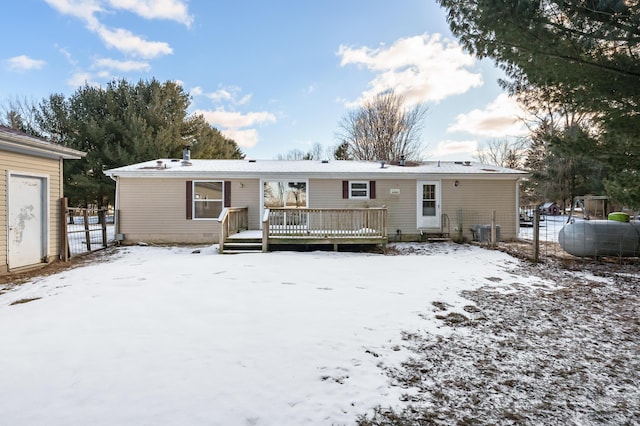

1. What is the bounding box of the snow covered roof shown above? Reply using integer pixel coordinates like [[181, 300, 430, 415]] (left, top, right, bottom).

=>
[[0, 125, 85, 160], [105, 158, 529, 180]]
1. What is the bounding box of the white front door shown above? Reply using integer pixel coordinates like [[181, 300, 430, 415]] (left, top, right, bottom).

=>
[[7, 174, 47, 269], [417, 181, 441, 229]]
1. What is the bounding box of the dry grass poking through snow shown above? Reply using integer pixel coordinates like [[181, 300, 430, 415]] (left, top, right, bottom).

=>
[[358, 255, 640, 425]]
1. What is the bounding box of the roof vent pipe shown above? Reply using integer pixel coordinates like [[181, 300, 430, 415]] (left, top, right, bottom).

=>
[[380, 161, 385, 168], [399, 155, 405, 166], [182, 145, 192, 166]]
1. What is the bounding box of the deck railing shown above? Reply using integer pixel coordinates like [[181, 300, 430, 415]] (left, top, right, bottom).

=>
[[265, 207, 387, 240], [218, 207, 248, 253]]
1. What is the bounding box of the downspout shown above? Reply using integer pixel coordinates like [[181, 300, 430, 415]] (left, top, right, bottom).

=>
[[515, 178, 521, 237], [108, 174, 121, 241]]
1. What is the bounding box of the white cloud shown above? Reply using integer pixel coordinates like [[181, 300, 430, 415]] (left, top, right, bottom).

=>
[[194, 108, 277, 149], [338, 33, 483, 107], [67, 71, 99, 87], [93, 57, 150, 72], [95, 25, 173, 58], [197, 86, 252, 106], [106, 0, 193, 27], [426, 139, 478, 160], [220, 128, 260, 149], [196, 109, 276, 129], [45, 0, 180, 59], [44, 0, 103, 23], [56, 45, 78, 66], [46, 0, 192, 26], [447, 93, 528, 137], [205, 88, 233, 102], [6, 55, 46, 72], [189, 86, 203, 96]]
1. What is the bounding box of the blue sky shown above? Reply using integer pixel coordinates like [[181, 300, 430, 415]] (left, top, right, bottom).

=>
[[0, 0, 527, 160]]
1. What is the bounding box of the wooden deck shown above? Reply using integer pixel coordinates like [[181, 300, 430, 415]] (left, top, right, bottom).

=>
[[218, 207, 388, 253]]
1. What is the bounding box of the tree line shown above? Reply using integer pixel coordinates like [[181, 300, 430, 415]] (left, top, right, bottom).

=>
[[2, 78, 243, 208]]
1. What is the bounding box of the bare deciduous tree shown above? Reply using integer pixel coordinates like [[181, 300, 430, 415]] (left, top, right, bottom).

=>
[[475, 138, 528, 169], [277, 148, 310, 160], [0, 96, 40, 134], [277, 142, 330, 161], [336, 91, 427, 162]]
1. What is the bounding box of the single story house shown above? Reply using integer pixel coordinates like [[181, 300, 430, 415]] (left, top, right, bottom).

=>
[[1, 126, 85, 274], [105, 152, 528, 249]]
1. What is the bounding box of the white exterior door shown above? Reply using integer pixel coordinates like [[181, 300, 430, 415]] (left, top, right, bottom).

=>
[[7, 174, 47, 269], [417, 181, 441, 229]]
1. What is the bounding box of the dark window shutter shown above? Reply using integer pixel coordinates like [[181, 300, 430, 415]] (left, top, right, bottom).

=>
[[224, 181, 231, 207], [370, 181, 376, 199], [186, 180, 193, 220], [342, 181, 349, 199]]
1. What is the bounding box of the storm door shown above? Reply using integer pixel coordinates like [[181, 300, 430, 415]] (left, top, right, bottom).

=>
[[417, 181, 441, 229], [262, 181, 308, 228]]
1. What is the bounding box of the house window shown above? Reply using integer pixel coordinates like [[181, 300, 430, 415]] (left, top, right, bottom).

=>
[[349, 181, 369, 199], [263, 181, 308, 208], [193, 181, 223, 219]]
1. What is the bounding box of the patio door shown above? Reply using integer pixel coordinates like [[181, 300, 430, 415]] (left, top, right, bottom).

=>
[[262, 180, 308, 228], [417, 181, 440, 229], [7, 173, 48, 269]]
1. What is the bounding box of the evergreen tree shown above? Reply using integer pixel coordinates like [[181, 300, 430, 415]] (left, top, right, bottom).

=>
[[600, 114, 640, 209], [31, 78, 243, 207], [437, 0, 640, 206], [333, 141, 351, 160], [526, 123, 606, 209]]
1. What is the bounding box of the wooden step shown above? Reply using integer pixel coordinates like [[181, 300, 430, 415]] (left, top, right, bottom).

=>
[[425, 233, 451, 242], [221, 240, 263, 253]]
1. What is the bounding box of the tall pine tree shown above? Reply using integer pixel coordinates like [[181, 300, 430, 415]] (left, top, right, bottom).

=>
[[33, 78, 243, 207]]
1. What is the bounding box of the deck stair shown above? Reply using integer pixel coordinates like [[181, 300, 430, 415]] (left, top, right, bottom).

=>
[[220, 231, 263, 253]]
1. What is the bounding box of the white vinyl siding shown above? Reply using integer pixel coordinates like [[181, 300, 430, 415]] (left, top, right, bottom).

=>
[[309, 178, 417, 235], [309, 178, 518, 240], [1, 150, 62, 273], [117, 177, 261, 244], [113, 176, 519, 245], [440, 179, 518, 240]]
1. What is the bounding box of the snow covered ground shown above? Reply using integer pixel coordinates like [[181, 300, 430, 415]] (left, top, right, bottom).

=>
[[518, 214, 569, 242], [0, 243, 637, 425]]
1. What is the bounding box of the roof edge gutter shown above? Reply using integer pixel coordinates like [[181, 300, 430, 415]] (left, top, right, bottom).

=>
[[1, 134, 86, 159]]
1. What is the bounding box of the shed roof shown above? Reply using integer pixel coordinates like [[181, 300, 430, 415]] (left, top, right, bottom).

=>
[[106, 158, 528, 180], [0, 126, 85, 160]]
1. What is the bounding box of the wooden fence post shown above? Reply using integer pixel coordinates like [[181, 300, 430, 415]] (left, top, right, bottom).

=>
[[491, 210, 497, 248], [100, 209, 108, 248], [83, 209, 92, 251], [60, 198, 69, 262], [532, 208, 540, 263]]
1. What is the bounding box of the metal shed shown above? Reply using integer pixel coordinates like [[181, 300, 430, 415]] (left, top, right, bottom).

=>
[[540, 202, 561, 216]]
